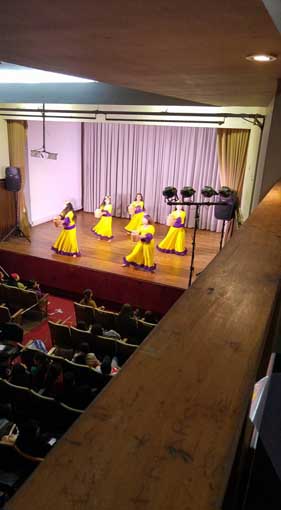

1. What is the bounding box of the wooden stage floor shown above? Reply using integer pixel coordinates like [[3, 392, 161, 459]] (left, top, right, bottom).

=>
[[0, 213, 220, 289], [0, 213, 220, 314]]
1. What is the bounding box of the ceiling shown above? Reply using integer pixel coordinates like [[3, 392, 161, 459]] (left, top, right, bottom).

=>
[[0, 0, 280, 106]]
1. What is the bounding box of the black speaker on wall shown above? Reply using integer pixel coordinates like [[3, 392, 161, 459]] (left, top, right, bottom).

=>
[[5, 166, 21, 192]]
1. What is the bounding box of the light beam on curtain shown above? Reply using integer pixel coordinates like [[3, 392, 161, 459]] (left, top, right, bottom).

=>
[[216, 128, 250, 242], [7, 120, 30, 239], [83, 123, 221, 231]]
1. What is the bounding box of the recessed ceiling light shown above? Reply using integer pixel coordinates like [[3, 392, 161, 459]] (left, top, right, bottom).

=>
[[246, 54, 277, 62]]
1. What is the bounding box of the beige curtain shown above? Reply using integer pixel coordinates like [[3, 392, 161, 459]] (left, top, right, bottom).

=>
[[7, 120, 30, 239], [217, 128, 250, 242]]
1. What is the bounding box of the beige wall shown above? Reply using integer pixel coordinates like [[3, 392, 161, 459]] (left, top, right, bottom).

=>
[[0, 118, 9, 179]]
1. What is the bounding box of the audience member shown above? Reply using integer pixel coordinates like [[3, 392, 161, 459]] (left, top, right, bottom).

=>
[[85, 353, 100, 368], [96, 355, 119, 376], [74, 384, 96, 409], [44, 363, 64, 399], [62, 372, 95, 409], [72, 342, 100, 368], [26, 280, 43, 297], [8, 273, 26, 289], [143, 310, 158, 324], [10, 363, 31, 388], [31, 352, 49, 391], [134, 307, 143, 320], [115, 303, 137, 341], [61, 371, 76, 407], [72, 342, 90, 365], [16, 419, 54, 458], [80, 289, 97, 309], [91, 322, 121, 340], [0, 271, 7, 283]]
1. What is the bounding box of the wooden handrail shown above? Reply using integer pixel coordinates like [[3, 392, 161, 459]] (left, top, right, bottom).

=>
[[6, 182, 281, 510]]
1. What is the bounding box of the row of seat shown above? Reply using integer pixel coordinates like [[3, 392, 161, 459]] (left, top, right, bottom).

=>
[[0, 442, 42, 497], [0, 283, 48, 322], [74, 302, 154, 343], [49, 322, 138, 364], [0, 378, 82, 433], [21, 345, 113, 389]]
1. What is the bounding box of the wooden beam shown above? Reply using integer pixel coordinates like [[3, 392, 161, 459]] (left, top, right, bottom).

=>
[[6, 182, 281, 510]]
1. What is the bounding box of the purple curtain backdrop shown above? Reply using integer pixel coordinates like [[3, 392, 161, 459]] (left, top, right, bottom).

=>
[[83, 123, 221, 231]]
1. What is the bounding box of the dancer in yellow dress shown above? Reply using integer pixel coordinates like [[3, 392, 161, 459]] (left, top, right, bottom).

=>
[[157, 206, 187, 256], [52, 202, 80, 257], [122, 215, 156, 272], [124, 193, 145, 233], [92, 195, 113, 241]]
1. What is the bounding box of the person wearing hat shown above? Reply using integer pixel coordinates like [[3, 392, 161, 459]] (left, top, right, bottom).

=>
[[9, 273, 26, 289]]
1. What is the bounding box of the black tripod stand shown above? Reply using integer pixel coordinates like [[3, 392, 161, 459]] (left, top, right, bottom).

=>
[[168, 199, 228, 287], [219, 220, 226, 251], [188, 204, 200, 287], [1, 192, 30, 242]]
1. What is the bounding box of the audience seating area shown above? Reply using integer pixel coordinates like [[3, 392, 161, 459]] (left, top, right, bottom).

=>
[[0, 282, 48, 322], [0, 377, 82, 431], [0, 267, 158, 506], [74, 302, 155, 344], [21, 346, 112, 393], [0, 441, 42, 501], [49, 322, 138, 364]]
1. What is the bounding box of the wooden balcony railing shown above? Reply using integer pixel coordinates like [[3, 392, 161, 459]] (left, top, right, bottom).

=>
[[6, 181, 281, 510]]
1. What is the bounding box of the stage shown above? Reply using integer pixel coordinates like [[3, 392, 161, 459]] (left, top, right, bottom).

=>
[[0, 213, 220, 314]]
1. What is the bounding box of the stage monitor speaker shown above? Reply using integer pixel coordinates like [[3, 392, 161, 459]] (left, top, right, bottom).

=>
[[5, 167, 21, 192], [215, 194, 238, 221]]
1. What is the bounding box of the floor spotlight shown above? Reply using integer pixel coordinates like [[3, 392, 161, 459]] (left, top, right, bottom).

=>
[[201, 186, 218, 198], [162, 186, 178, 201]]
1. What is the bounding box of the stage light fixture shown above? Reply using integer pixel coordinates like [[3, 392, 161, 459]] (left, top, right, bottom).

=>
[[30, 149, 58, 160], [162, 186, 178, 200], [30, 104, 58, 161], [218, 186, 233, 198], [180, 187, 196, 199], [201, 186, 218, 198]]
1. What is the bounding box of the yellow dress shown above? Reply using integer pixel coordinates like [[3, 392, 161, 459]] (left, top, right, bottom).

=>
[[92, 204, 113, 240], [157, 210, 187, 256], [125, 201, 145, 232], [123, 224, 156, 271], [52, 211, 80, 256]]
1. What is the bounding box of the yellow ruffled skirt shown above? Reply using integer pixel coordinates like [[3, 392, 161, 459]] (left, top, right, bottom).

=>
[[123, 239, 156, 271], [92, 216, 113, 240], [124, 212, 145, 232], [157, 227, 187, 255], [52, 227, 80, 256]]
